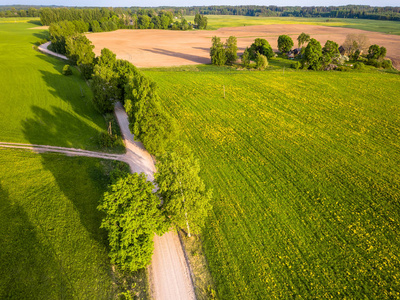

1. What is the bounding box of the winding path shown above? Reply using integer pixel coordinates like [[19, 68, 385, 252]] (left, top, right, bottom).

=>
[[2, 43, 197, 300]]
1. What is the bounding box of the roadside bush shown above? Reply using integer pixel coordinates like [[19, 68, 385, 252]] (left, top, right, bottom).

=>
[[98, 131, 119, 148], [382, 59, 392, 69], [35, 38, 49, 46], [353, 62, 365, 70], [291, 61, 301, 69], [62, 65, 73, 75]]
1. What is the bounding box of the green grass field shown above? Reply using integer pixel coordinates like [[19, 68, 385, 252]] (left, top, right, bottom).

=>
[[0, 17, 41, 24], [0, 21, 140, 299], [186, 15, 400, 35], [0, 22, 110, 150], [145, 66, 400, 299], [0, 149, 148, 299]]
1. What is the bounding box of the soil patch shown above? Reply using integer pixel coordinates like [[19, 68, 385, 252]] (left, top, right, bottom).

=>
[[29, 26, 49, 30], [87, 24, 400, 69]]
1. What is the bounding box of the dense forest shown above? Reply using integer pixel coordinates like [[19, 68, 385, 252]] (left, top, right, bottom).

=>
[[1, 5, 399, 21]]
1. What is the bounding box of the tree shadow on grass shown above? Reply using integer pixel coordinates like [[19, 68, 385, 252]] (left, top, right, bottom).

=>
[[32, 30, 49, 41], [21, 105, 111, 245], [36, 54, 102, 126], [28, 20, 42, 26], [0, 184, 73, 299], [22, 105, 100, 150]]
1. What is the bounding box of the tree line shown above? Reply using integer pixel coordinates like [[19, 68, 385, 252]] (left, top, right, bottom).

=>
[[3, 5, 400, 21], [61, 34, 212, 273], [39, 7, 207, 31], [210, 32, 392, 71], [176, 5, 400, 21]]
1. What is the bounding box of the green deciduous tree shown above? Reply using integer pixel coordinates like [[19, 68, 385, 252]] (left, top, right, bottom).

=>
[[49, 20, 77, 54], [65, 34, 96, 79], [225, 36, 238, 65], [248, 38, 274, 60], [297, 32, 310, 48], [368, 44, 387, 60], [241, 48, 250, 68], [210, 36, 226, 66], [98, 173, 167, 273], [91, 64, 119, 113], [124, 74, 176, 155], [138, 15, 151, 29], [303, 38, 323, 70], [194, 13, 208, 29], [322, 40, 340, 65], [277, 35, 294, 53], [155, 142, 212, 237]]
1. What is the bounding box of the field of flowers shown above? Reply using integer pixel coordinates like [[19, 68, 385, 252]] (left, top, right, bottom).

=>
[[145, 67, 400, 299]]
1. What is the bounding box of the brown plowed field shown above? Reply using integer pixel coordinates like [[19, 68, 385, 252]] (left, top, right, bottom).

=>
[[87, 24, 400, 69]]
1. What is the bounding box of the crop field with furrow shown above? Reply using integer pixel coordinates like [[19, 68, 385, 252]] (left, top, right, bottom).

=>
[[145, 67, 400, 299]]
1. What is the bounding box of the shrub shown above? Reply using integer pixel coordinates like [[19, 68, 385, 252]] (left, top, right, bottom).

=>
[[382, 59, 392, 69], [367, 59, 382, 68], [255, 53, 268, 70], [353, 62, 364, 70], [97, 131, 118, 148], [336, 66, 351, 72], [62, 64, 73, 75], [291, 61, 301, 70], [353, 62, 365, 70]]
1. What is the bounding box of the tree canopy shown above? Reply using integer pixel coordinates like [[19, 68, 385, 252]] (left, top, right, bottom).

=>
[[124, 73, 177, 155], [210, 36, 227, 66], [98, 173, 167, 273], [65, 34, 95, 79], [277, 35, 294, 53], [155, 142, 212, 236], [303, 38, 323, 70], [297, 32, 310, 48], [225, 36, 238, 65], [248, 38, 274, 60]]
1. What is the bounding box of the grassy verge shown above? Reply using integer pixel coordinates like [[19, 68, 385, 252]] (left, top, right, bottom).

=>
[[0, 149, 149, 299], [178, 230, 217, 300], [145, 66, 400, 299], [185, 15, 400, 35]]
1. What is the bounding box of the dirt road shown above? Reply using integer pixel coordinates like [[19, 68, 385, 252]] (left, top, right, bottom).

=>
[[113, 102, 196, 300], [87, 24, 400, 69]]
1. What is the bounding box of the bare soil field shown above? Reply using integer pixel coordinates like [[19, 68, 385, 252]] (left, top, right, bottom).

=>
[[87, 24, 400, 69]]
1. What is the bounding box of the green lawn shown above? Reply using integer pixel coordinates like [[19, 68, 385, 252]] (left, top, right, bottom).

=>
[[0, 22, 108, 150], [0, 17, 41, 24], [0, 149, 147, 299], [186, 15, 400, 35], [0, 21, 139, 299], [145, 67, 400, 299]]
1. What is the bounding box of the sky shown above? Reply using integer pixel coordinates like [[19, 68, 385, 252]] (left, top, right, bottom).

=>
[[0, 0, 399, 7]]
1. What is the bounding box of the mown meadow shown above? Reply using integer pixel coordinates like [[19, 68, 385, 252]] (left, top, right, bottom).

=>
[[145, 66, 400, 299], [0, 21, 142, 298], [0, 150, 114, 298], [0, 21, 108, 150], [185, 15, 400, 35]]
